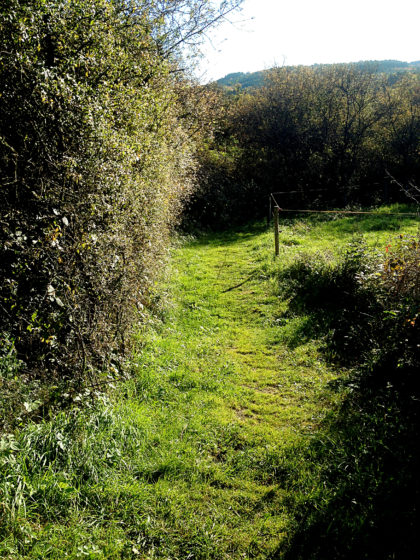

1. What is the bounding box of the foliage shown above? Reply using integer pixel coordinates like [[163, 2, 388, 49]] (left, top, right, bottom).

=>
[[216, 69, 268, 90], [187, 64, 420, 228], [0, 336, 38, 433], [0, 0, 243, 391]]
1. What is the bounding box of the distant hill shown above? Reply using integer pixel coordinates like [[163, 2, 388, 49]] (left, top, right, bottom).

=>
[[215, 60, 420, 91], [216, 70, 267, 90]]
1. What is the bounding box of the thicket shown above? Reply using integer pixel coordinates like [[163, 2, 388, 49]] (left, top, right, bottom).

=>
[[0, 0, 242, 426], [186, 65, 420, 227]]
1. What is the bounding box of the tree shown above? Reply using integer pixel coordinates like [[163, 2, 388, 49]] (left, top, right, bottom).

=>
[[185, 64, 420, 227], [0, 0, 243, 391]]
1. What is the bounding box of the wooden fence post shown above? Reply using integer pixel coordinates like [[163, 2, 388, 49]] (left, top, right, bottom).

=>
[[274, 206, 280, 257]]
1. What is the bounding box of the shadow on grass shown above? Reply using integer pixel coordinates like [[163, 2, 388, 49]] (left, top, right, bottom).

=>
[[185, 220, 270, 249], [272, 237, 420, 560], [274, 362, 420, 560]]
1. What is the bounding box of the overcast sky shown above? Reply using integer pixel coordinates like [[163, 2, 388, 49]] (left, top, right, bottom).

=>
[[196, 0, 420, 82]]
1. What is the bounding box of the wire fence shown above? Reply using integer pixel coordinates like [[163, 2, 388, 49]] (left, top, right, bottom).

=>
[[270, 193, 420, 218], [269, 192, 420, 256]]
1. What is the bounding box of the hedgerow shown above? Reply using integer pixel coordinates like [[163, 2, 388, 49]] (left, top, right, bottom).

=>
[[0, 0, 197, 405]]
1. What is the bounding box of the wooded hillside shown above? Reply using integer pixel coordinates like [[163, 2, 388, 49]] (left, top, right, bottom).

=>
[[216, 60, 420, 91]]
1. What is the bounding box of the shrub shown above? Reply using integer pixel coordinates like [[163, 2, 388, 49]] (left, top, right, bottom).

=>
[[0, 1, 195, 386], [277, 234, 420, 373]]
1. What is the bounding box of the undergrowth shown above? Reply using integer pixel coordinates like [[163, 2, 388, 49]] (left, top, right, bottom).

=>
[[273, 230, 420, 559]]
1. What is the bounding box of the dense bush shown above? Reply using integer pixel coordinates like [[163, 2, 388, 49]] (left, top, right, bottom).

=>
[[0, 0, 220, 391]]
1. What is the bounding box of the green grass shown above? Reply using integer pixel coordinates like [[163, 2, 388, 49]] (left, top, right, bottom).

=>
[[1, 205, 418, 559]]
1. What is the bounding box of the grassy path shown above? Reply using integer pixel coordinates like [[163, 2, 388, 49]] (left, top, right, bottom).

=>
[[3, 211, 418, 559], [170, 226, 336, 440], [121, 224, 339, 558]]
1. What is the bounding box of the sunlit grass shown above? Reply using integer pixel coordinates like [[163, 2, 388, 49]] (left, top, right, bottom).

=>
[[1, 207, 418, 558]]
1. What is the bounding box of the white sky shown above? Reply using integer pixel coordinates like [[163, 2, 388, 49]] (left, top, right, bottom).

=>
[[197, 0, 420, 82]]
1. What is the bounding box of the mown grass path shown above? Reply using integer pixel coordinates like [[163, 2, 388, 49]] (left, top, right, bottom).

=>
[[134, 212, 417, 558], [123, 224, 339, 558], [170, 226, 336, 438]]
